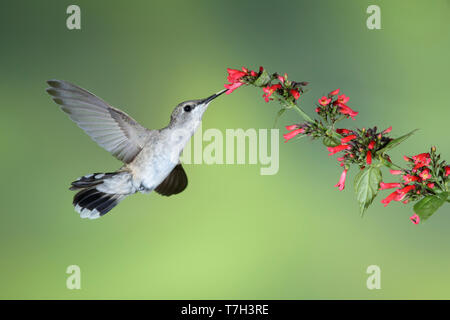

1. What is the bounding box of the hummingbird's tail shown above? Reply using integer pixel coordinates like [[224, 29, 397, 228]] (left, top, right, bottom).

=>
[[69, 171, 134, 219]]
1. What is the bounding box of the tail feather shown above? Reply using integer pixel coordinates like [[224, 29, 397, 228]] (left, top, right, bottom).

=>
[[70, 172, 131, 219]]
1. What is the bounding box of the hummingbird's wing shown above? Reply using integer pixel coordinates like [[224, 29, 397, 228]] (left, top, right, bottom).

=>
[[154, 164, 188, 196], [46, 80, 149, 163]]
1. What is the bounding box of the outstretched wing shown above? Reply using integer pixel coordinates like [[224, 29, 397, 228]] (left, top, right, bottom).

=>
[[155, 164, 188, 196], [47, 79, 149, 163]]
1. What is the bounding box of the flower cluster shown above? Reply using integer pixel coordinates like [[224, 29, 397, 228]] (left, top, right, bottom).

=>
[[316, 89, 359, 121], [224, 67, 308, 105], [224, 65, 449, 225], [379, 147, 449, 223]]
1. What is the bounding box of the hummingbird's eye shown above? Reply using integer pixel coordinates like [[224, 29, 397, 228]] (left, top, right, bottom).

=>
[[183, 105, 192, 112]]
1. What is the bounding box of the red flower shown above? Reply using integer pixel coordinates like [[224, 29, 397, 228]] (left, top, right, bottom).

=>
[[403, 155, 411, 162], [226, 68, 246, 83], [427, 183, 435, 189], [329, 88, 340, 96], [277, 75, 285, 84], [366, 151, 372, 165], [262, 84, 282, 102], [390, 169, 403, 175], [327, 144, 351, 156], [318, 96, 331, 106], [285, 124, 299, 131], [336, 94, 350, 105], [338, 104, 359, 120], [250, 70, 258, 77], [445, 166, 450, 177], [419, 168, 431, 180], [224, 82, 244, 94], [402, 174, 418, 183], [336, 128, 351, 135], [334, 168, 348, 191], [290, 89, 301, 100], [368, 140, 375, 150], [383, 126, 392, 134], [224, 67, 248, 94], [283, 128, 305, 142], [341, 134, 357, 143], [410, 213, 420, 225], [412, 153, 430, 163], [397, 185, 415, 197], [379, 182, 402, 190], [315, 107, 321, 113], [381, 191, 400, 207]]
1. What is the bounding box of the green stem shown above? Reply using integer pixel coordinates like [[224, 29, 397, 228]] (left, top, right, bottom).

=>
[[291, 103, 314, 122]]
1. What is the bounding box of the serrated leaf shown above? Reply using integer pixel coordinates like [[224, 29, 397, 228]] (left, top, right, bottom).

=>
[[253, 69, 271, 87], [322, 136, 340, 147], [379, 129, 418, 154], [413, 192, 448, 221], [354, 166, 382, 216]]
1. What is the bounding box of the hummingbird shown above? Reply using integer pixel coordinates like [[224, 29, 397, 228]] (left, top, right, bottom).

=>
[[46, 80, 226, 219]]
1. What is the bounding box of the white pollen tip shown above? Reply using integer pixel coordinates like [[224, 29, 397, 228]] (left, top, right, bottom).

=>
[[84, 174, 93, 178]]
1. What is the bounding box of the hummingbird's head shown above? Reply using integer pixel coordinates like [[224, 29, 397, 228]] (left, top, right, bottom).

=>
[[169, 89, 226, 130]]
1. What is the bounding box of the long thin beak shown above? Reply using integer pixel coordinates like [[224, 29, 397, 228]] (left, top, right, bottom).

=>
[[201, 89, 227, 104]]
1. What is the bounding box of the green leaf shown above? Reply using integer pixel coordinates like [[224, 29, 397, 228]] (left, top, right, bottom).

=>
[[379, 129, 418, 154], [354, 166, 382, 216], [322, 136, 340, 147], [413, 192, 448, 221], [253, 69, 271, 87], [273, 108, 286, 128]]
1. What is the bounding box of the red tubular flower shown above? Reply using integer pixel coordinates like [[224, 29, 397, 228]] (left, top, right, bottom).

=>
[[318, 96, 331, 106], [379, 182, 402, 190], [226, 68, 247, 83], [329, 88, 340, 96], [336, 128, 351, 135], [250, 70, 258, 77], [315, 107, 321, 113], [337, 156, 345, 162], [381, 191, 400, 207], [334, 168, 348, 191], [366, 151, 372, 165], [283, 128, 305, 142], [262, 84, 282, 102], [397, 185, 415, 195], [427, 183, 435, 188], [336, 94, 350, 105], [412, 153, 430, 163], [446, 166, 450, 177], [224, 67, 248, 94], [290, 89, 300, 100], [368, 140, 375, 150], [419, 168, 431, 180], [277, 75, 285, 84], [338, 104, 359, 120], [224, 82, 244, 94], [410, 213, 420, 225], [341, 135, 357, 143], [327, 144, 351, 156], [383, 126, 392, 134], [403, 155, 411, 162], [390, 170, 403, 175], [285, 124, 299, 131], [403, 174, 419, 183]]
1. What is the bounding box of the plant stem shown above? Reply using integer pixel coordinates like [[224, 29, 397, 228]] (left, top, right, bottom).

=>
[[291, 103, 314, 123]]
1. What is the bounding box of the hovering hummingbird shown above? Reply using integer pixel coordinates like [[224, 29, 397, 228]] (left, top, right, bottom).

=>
[[46, 80, 226, 219]]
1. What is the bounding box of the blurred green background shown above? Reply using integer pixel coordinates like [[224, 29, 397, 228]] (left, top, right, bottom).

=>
[[0, 0, 449, 299]]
